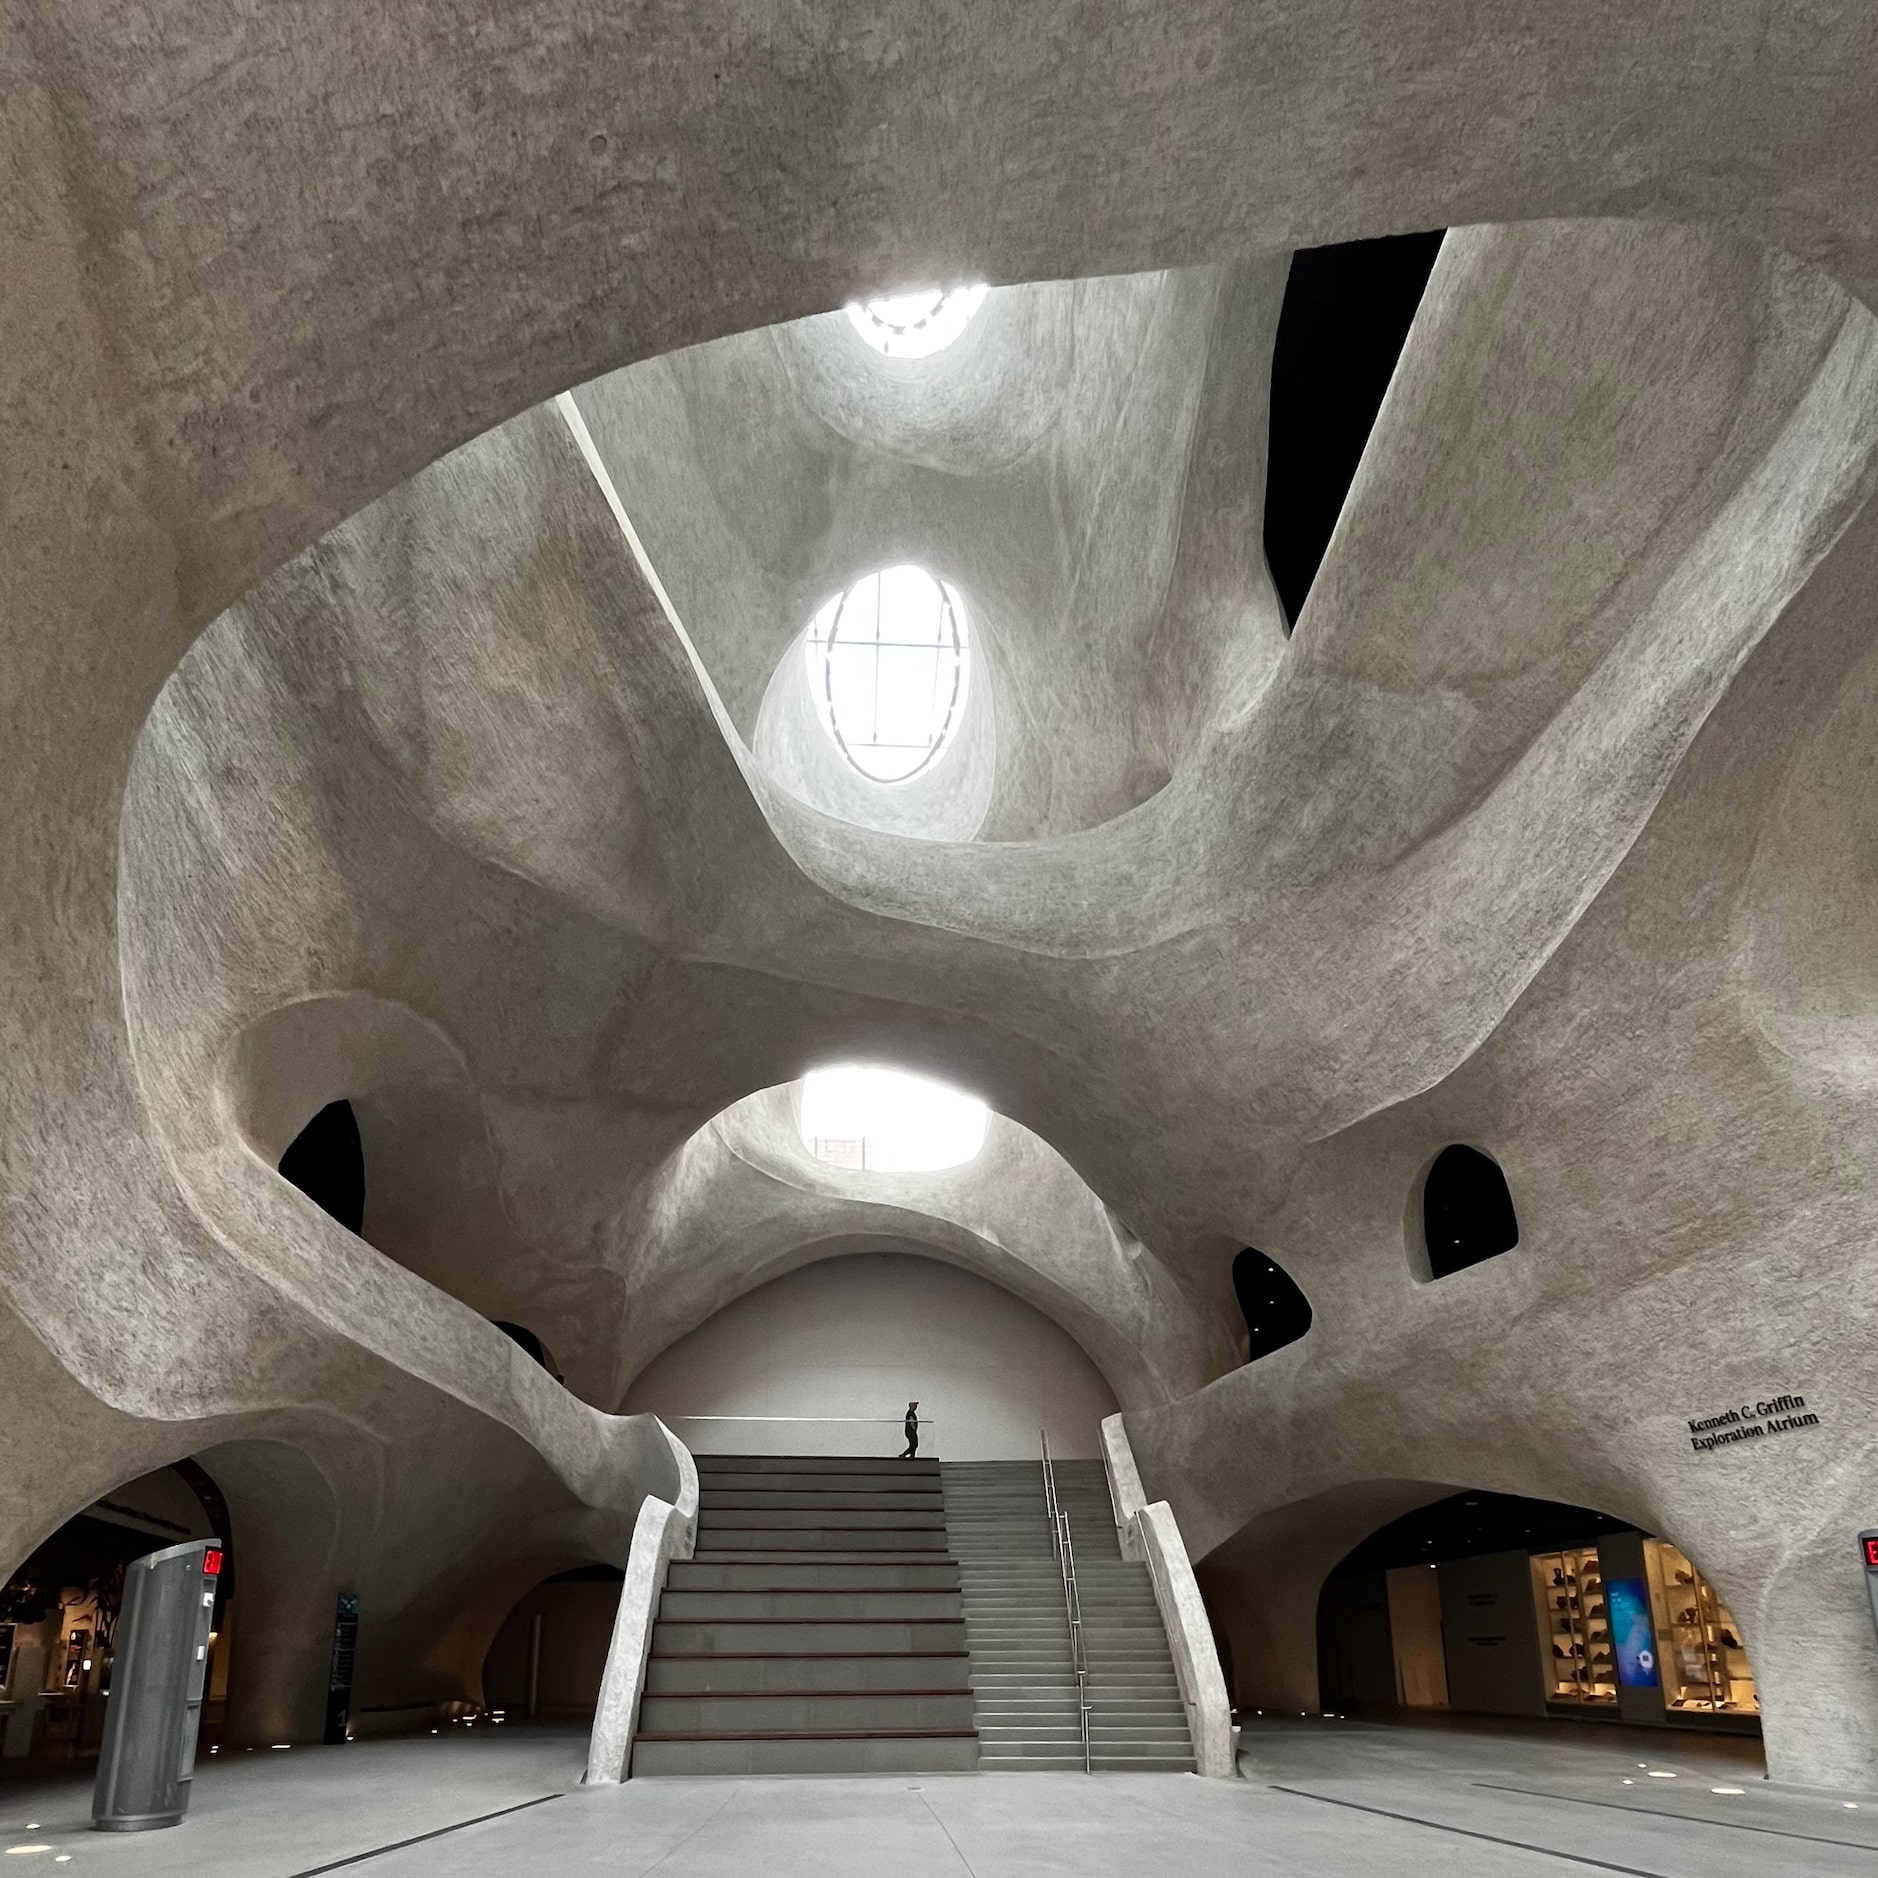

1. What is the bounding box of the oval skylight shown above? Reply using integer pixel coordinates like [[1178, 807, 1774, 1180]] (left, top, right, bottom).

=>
[[803, 565, 971, 783], [799, 1066, 988, 1173], [845, 284, 989, 359]]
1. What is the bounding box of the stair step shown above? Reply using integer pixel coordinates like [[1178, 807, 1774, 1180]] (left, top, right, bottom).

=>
[[647, 1654, 973, 1694], [940, 1460, 1193, 1772], [641, 1691, 977, 1732], [694, 1454, 940, 1476]]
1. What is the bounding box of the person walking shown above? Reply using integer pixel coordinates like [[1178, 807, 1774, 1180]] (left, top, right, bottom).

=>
[[899, 1400, 920, 1460]]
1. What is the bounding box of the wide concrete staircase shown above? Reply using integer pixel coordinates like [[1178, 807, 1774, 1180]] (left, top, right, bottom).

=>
[[941, 1459, 1195, 1771], [632, 1455, 980, 1774]]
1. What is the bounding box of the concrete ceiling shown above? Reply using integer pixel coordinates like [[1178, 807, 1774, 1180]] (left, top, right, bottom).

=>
[[9, 0, 1878, 1782]]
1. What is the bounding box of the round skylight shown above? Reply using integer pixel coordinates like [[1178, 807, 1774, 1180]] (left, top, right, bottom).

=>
[[799, 1066, 988, 1173], [804, 565, 971, 783], [845, 284, 989, 359]]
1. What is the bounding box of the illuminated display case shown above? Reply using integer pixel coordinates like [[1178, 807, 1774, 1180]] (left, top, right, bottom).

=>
[[1643, 1539, 1759, 1717], [1530, 1545, 1617, 1706]]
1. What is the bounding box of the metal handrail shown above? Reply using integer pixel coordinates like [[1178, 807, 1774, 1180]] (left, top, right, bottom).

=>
[[1040, 1431, 1092, 1774]]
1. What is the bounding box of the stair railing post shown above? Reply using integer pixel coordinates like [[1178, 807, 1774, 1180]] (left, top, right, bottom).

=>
[[1040, 1431, 1092, 1774]]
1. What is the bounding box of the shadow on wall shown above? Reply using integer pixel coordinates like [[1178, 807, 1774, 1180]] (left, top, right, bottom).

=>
[[1315, 1490, 1762, 1740], [483, 1565, 625, 1721]]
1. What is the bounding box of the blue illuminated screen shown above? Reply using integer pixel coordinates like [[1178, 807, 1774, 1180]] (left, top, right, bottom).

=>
[[1606, 1577, 1660, 1689]]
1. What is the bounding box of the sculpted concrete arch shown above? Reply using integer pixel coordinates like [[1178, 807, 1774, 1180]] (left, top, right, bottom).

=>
[[12, 12, 1878, 1779], [1123, 460, 1878, 1785], [578, 263, 1287, 840], [618, 1084, 1232, 1411], [1207, 1477, 1768, 1725], [227, 995, 554, 1356]]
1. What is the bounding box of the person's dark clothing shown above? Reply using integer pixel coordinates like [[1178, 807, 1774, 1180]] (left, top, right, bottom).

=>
[[899, 1410, 919, 1460]]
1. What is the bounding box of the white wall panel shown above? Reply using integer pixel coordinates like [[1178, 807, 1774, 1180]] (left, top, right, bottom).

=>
[[624, 1252, 1118, 1460]]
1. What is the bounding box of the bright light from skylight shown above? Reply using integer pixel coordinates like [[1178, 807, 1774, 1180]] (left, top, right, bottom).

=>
[[799, 1066, 988, 1173], [845, 284, 989, 359], [804, 565, 971, 783]]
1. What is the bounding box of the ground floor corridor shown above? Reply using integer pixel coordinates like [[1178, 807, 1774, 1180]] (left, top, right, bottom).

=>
[[0, 1715, 1870, 1876]]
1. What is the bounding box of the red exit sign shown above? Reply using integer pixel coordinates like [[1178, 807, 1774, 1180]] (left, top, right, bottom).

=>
[[1862, 1537, 1878, 1571], [203, 1547, 224, 1577]]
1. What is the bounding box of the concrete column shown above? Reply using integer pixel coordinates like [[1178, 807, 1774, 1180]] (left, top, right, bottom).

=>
[[203, 1440, 342, 1748]]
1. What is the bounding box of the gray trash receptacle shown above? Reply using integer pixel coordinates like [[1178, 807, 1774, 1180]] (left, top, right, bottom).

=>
[[92, 1538, 223, 1831]]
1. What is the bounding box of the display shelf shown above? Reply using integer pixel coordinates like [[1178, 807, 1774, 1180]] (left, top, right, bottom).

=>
[[1530, 1545, 1617, 1705], [1643, 1538, 1759, 1717]]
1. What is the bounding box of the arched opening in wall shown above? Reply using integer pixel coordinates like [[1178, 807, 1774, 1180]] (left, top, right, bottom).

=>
[[1262, 230, 1445, 631], [1315, 1490, 1762, 1745], [482, 1565, 624, 1723], [1231, 1248, 1312, 1363], [1420, 1144, 1519, 1280], [0, 1461, 233, 1768], [493, 1320, 563, 1381], [279, 1098, 365, 1234]]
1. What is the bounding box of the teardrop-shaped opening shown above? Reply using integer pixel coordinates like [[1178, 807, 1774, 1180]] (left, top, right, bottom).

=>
[[1421, 1144, 1519, 1280], [1232, 1247, 1313, 1363]]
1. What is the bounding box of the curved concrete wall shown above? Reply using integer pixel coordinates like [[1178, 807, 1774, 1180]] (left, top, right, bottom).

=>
[[11, 3, 1878, 1789], [624, 1251, 1119, 1463]]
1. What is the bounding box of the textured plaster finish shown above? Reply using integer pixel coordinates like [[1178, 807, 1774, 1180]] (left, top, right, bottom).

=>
[[1100, 1413, 1148, 1564], [1102, 1415, 1232, 1775], [577, 265, 1285, 840], [586, 1492, 693, 1785], [10, 0, 1878, 1790], [1136, 1502, 1235, 1779]]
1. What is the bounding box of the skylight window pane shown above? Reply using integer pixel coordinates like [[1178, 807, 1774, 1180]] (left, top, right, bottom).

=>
[[803, 565, 970, 784], [845, 285, 989, 358], [800, 1065, 988, 1172]]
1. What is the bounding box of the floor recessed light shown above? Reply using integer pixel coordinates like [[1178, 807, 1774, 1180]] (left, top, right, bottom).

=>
[[1621, 1778, 1634, 1786], [1646, 1770, 1676, 1779], [1845, 1802, 1861, 1810], [1711, 1786, 1744, 1795]]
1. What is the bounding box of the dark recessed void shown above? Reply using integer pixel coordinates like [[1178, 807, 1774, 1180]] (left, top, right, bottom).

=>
[[1422, 1144, 1519, 1280], [1263, 230, 1445, 630], [278, 1098, 365, 1236], [1, 1459, 231, 1629], [494, 1320, 554, 1371], [1231, 1247, 1313, 1362], [1336, 1490, 1634, 1576]]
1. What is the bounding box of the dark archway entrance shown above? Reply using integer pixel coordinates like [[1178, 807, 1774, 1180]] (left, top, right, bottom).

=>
[[1, 1461, 232, 1766], [1316, 1490, 1759, 1737], [481, 1565, 624, 1722]]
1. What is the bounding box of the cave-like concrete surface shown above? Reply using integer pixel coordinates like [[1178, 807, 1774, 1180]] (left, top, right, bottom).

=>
[[10, 0, 1878, 1794]]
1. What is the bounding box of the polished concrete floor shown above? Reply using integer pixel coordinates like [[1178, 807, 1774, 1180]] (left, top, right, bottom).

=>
[[0, 1716, 1873, 1874]]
